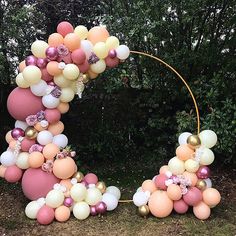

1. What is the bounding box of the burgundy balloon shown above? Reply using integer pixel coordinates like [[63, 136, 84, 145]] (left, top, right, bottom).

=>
[[196, 166, 211, 179], [11, 128, 25, 140], [95, 201, 107, 214], [63, 197, 74, 207], [46, 47, 58, 61], [183, 187, 202, 206], [108, 49, 117, 59], [37, 58, 48, 68], [90, 205, 98, 216], [25, 55, 37, 66], [105, 56, 119, 68]]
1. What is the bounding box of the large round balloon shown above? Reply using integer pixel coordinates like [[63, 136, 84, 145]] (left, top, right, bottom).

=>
[[7, 88, 44, 121], [22, 168, 59, 200]]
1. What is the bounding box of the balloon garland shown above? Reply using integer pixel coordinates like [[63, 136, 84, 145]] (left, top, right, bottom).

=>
[[0, 21, 221, 224]]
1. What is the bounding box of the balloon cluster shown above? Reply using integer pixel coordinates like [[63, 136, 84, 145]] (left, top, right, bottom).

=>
[[133, 130, 221, 220], [0, 21, 128, 224]]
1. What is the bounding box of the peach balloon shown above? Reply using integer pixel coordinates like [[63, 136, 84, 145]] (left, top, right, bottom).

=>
[[28, 152, 45, 168], [0, 165, 7, 178], [142, 179, 157, 193], [87, 26, 110, 45], [57, 102, 70, 114], [183, 171, 198, 186], [63, 33, 80, 51], [55, 206, 71, 222], [48, 121, 64, 136], [48, 33, 64, 47], [159, 165, 170, 174], [167, 184, 182, 201], [19, 60, 26, 72], [9, 140, 17, 150], [148, 190, 173, 218], [203, 188, 221, 207], [53, 157, 75, 179], [43, 143, 60, 160], [5, 131, 14, 144], [46, 61, 62, 76], [88, 70, 98, 79], [176, 144, 194, 161], [193, 201, 211, 220], [34, 122, 48, 131]]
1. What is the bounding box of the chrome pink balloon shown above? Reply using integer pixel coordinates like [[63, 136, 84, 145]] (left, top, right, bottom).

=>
[[36, 58, 48, 68], [90, 205, 98, 216], [108, 49, 117, 59], [46, 47, 58, 61], [25, 55, 37, 66], [11, 128, 25, 140], [63, 197, 74, 207], [95, 201, 107, 214], [196, 166, 211, 179]]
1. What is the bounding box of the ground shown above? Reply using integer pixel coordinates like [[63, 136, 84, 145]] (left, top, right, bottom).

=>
[[0, 160, 235, 236]]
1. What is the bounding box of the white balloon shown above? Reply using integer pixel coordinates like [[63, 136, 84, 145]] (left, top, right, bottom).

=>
[[132, 191, 149, 207], [45, 189, 65, 208], [16, 152, 30, 169], [73, 202, 90, 220], [0, 150, 16, 167], [102, 193, 118, 211], [80, 40, 93, 58], [42, 94, 60, 109], [25, 201, 41, 219], [106, 186, 121, 200], [37, 130, 53, 145], [205, 178, 212, 188], [15, 120, 28, 131], [178, 132, 192, 145], [199, 130, 217, 148], [53, 134, 68, 148], [116, 45, 130, 60], [30, 80, 48, 96]]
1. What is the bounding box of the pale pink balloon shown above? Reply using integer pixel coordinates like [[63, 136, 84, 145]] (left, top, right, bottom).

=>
[[37, 205, 55, 225], [84, 173, 98, 184], [7, 88, 44, 121], [22, 168, 59, 200], [45, 108, 61, 124], [5, 165, 23, 183]]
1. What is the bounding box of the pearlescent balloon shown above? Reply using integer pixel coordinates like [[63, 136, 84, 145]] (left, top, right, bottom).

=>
[[52, 134, 68, 148], [15, 120, 28, 131], [116, 45, 130, 60], [30, 80, 48, 96], [37, 130, 53, 145], [133, 191, 149, 207], [25, 201, 41, 219], [42, 94, 60, 109], [102, 193, 118, 211]]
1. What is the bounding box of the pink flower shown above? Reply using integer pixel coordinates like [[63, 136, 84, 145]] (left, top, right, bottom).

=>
[[26, 115, 37, 126], [29, 144, 44, 153], [57, 45, 69, 56]]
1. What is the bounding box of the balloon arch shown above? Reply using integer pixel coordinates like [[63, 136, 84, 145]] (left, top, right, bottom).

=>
[[0, 21, 220, 224]]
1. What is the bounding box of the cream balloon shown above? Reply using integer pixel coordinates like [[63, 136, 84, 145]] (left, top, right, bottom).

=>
[[73, 202, 90, 220], [45, 189, 65, 208], [23, 65, 42, 85], [200, 148, 215, 165], [54, 74, 72, 88], [16, 152, 30, 169], [60, 87, 75, 103], [85, 188, 102, 205], [93, 42, 109, 59], [70, 183, 87, 202], [185, 159, 200, 173], [105, 36, 120, 50], [16, 73, 30, 88], [199, 130, 217, 148], [25, 201, 41, 219], [168, 157, 185, 175], [63, 64, 80, 80], [31, 40, 49, 58], [74, 25, 88, 40], [90, 60, 106, 74]]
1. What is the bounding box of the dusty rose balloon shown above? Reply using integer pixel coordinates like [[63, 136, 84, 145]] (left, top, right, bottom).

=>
[[95, 201, 107, 214], [37, 58, 48, 68], [90, 205, 98, 216], [37, 205, 55, 225], [71, 49, 86, 65], [105, 56, 119, 68], [196, 166, 211, 179], [183, 187, 202, 206], [46, 47, 58, 61], [174, 199, 189, 214], [11, 128, 25, 140], [21, 138, 36, 152], [108, 49, 117, 58], [7, 88, 44, 121], [84, 173, 98, 184], [41, 68, 53, 82], [22, 168, 59, 200], [57, 21, 74, 37], [154, 174, 168, 190], [4, 165, 23, 183], [63, 197, 74, 207], [44, 109, 61, 124], [78, 60, 90, 73], [25, 55, 37, 66]]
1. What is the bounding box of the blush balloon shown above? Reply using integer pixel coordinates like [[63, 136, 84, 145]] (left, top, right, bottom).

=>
[[4, 165, 23, 183], [44, 109, 61, 124], [7, 88, 44, 121], [37, 205, 55, 225], [22, 168, 59, 200]]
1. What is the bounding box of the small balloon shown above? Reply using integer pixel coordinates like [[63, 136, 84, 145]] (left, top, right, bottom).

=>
[[95, 201, 107, 214], [73, 171, 84, 182], [187, 135, 201, 149], [96, 181, 106, 193], [196, 179, 207, 191], [25, 127, 38, 139], [138, 205, 150, 217]]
